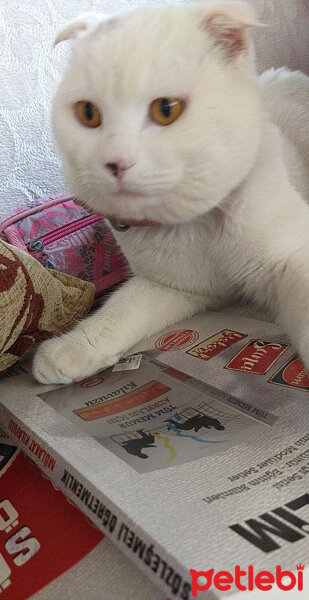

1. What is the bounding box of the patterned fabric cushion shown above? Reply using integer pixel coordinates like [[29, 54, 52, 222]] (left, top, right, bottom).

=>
[[0, 240, 94, 375]]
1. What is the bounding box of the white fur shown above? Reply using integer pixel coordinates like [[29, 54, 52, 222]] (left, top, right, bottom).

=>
[[33, 2, 309, 384]]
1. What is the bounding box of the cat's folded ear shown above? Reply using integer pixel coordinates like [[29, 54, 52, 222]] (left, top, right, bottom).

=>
[[54, 12, 107, 46], [199, 0, 264, 61]]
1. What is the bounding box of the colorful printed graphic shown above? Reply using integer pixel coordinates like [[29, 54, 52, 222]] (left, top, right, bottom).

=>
[[187, 329, 247, 361], [166, 409, 227, 444], [0, 434, 102, 600], [39, 356, 273, 473], [110, 404, 230, 463], [74, 380, 171, 421], [269, 355, 309, 390], [162, 367, 191, 382], [149, 431, 176, 462], [155, 329, 199, 351], [225, 340, 289, 374], [167, 424, 226, 444]]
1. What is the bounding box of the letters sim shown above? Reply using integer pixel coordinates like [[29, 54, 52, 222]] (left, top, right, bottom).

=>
[[230, 493, 309, 552]]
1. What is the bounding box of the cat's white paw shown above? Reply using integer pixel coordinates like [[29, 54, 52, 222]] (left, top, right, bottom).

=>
[[33, 332, 121, 385]]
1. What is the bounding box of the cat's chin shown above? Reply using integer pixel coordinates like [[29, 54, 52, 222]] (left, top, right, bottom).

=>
[[114, 190, 146, 201], [81, 192, 209, 226], [73, 179, 215, 226]]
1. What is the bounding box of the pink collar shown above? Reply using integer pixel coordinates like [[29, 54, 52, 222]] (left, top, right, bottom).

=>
[[108, 217, 160, 231]]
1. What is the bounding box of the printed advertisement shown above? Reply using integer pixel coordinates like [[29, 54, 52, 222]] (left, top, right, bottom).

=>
[[0, 432, 102, 599], [38, 357, 275, 473]]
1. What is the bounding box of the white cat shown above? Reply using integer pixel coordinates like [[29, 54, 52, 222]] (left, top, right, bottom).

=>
[[33, 1, 309, 384]]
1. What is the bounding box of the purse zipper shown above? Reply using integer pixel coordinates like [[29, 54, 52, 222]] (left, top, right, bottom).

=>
[[28, 214, 103, 269], [0, 194, 75, 235]]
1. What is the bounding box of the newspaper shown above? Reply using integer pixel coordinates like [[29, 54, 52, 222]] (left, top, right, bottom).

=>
[[0, 310, 308, 599]]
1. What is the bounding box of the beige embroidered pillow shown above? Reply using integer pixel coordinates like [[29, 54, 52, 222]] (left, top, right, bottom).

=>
[[0, 240, 95, 375]]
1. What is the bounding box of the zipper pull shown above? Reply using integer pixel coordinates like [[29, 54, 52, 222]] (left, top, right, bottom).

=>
[[29, 239, 44, 251], [45, 257, 58, 270], [28, 238, 58, 271]]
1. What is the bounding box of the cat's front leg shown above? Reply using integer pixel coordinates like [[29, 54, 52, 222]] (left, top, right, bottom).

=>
[[33, 276, 206, 384], [241, 213, 309, 369], [235, 121, 309, 369], [275, 246, 309, 369]]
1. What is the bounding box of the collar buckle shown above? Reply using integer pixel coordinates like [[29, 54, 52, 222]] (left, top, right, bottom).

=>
[[108, 217, 131, 232]]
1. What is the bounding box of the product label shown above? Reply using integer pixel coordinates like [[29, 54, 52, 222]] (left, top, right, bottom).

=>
[[113, 354, 142, 372], [187, 329, 246, 361], [269, 355, 309, 390], [155, 329, 199, 351], [225, 340, 289, 374]]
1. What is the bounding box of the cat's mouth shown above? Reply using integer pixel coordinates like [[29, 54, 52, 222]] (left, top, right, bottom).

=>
[[115, 189, 145, 199], [109, 186, 166, 222], [112, 183, 152, 203]]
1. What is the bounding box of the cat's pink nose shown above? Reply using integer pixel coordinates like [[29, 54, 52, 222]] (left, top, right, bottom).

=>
[[105, 161, 135, 180]]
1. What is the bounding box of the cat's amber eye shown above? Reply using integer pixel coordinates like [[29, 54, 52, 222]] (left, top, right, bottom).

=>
[[74, 101, 102, 128], [150, 97, 184, 126]]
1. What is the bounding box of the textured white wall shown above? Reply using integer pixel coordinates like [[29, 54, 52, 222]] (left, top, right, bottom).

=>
[[0, 0, 308, 215]]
